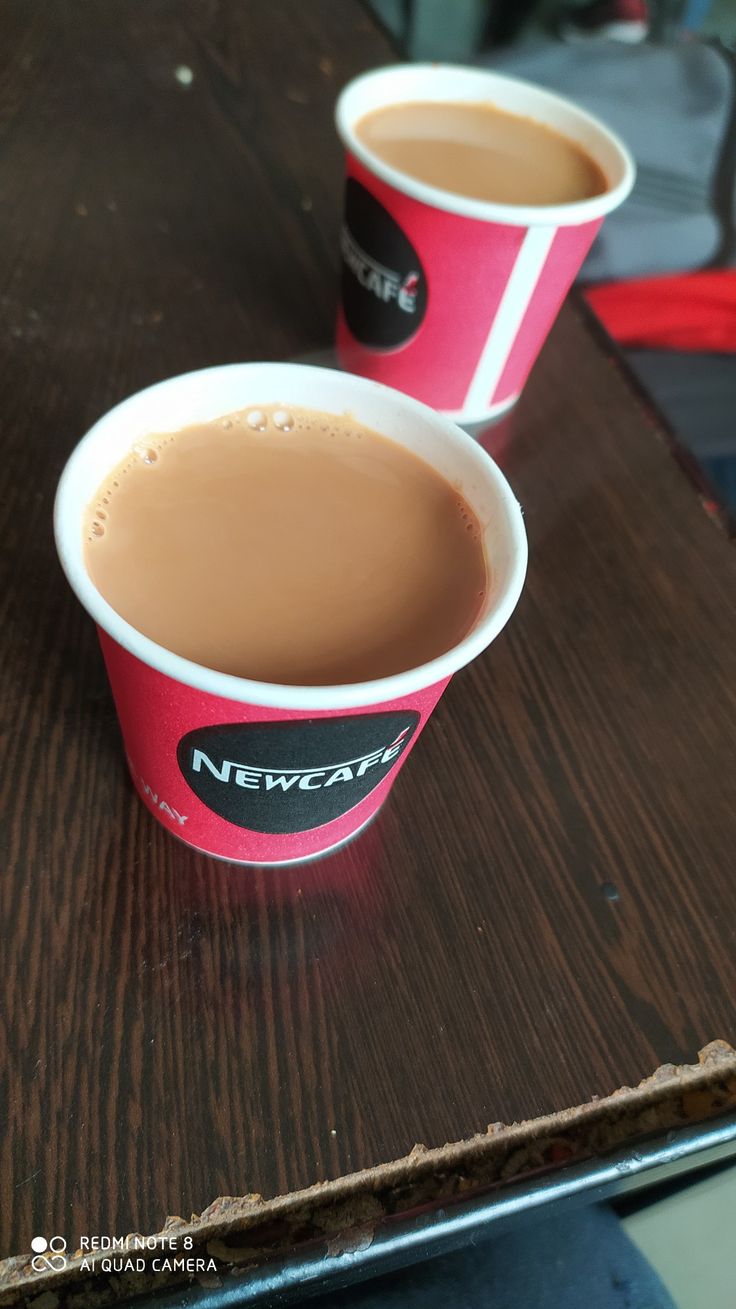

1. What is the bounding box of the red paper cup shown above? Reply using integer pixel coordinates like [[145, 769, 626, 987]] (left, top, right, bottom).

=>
[[335, 64, 635, 423], [54, 363, 527, 865]]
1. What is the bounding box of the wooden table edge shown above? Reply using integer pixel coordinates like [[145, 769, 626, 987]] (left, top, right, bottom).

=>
[[3, 1040, 735, 1306]]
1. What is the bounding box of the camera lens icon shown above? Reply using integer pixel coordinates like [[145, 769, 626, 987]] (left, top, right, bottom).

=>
[[31, 1236, 67, 1271]]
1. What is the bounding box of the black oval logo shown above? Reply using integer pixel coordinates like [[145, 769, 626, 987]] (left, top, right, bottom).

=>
[[340, 178, 427, 350], [178, 711, 420, 834]]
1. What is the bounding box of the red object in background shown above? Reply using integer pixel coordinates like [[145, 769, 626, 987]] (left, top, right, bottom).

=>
[[584, 271, 736, 352], [561, 0, 649, 42]]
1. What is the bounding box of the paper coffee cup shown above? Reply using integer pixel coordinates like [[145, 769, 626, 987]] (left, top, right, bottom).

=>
[[54, 363, 527, 865], [335, 64, 635, 423]]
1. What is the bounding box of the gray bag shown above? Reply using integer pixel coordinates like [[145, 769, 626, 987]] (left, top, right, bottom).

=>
[[482, 39, 736, 277]]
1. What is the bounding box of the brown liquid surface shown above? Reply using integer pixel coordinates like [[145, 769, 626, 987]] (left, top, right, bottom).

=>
[[355, 99, 607, 206], [84, 405, 488, 685]]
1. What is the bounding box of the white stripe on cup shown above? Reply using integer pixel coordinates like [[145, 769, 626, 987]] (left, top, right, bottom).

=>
[[462, 224, 557, 418]]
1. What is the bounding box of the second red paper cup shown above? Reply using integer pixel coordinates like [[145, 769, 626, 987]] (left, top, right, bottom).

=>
[[335, 64, 635, 423]]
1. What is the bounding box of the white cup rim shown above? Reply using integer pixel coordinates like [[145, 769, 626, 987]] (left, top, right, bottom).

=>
[[335, 62, 636, 227], [54, 363, 528, 712]]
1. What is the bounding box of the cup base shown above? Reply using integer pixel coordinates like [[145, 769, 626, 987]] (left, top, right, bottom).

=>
[[288, 348, 519, 433], [444, 392, 519, 430], [151, 805, 383, 868]]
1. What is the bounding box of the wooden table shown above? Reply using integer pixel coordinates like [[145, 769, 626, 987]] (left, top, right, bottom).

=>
[[2, 2, 736, 1304]]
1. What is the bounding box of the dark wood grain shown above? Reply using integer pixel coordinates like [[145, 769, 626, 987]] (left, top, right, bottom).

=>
[[1, 0, 736, 1271]]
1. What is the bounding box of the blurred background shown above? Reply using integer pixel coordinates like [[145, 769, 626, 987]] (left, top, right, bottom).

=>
[[368, 0, 736, 520]]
